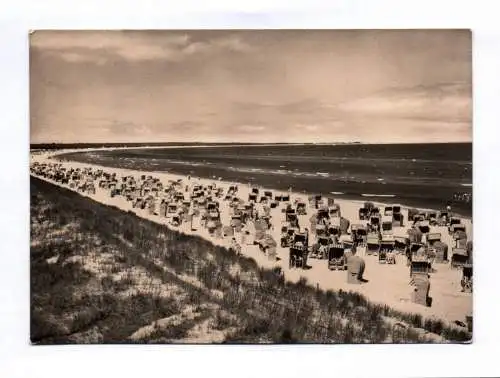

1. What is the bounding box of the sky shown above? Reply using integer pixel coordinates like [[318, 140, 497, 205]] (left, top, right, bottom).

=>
[[30, 30, 472, 144]]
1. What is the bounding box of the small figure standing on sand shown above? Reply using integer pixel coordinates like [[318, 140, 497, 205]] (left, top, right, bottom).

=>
[[230, 237, 241, 255]]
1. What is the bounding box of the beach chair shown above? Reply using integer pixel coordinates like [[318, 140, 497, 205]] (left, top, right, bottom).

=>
[[394, 236, 409, 255], [312, 236, 330, 259], [339, 217, 350, 235], [381, 215, 393, 235], [280, 225, 291, 247], [416, 220, 430, 234], [380, 236, 396, 264], [296, 202, 307, 215], [407, 227, 423, 244], [259, 195, 269, 204], [407, 208, 420, 223], [328, 217, 341, 237], [366, 234, 380, 256], [409, 242, 425, 257], [455, 235, 467, 249], [170, 214, 181, 227], [461, 263, 473, 293], [432, 240, 449, 263], [426, 211, 438, 226], [311, 194, 322, 209], [426, 232, 441, 247], [288, 232, 309, 268], [328, 204, 341, 218], [328, 245, 346, 270], [206, 220, 218, 235], [448, 217, 462, 233], [370, 215, 380, 231], [359, 207, 370, 221], [410, 272, 431, 307], [392, 206, 400, 215], [254, 231, 270, 252], [346, 255, 366, 284], [437, 210, 449, 226], [166, 204, 178, 218], [289, 246, 306, 269], [294, 231, 308, 248], [362, 201, 374, 211], [232, 216, 244, 233], [410, 258, 431, 278], [315, 223, 327, 238], [384, 206, 393, 217], [452, 226, 467, 242], [466, 240, 473, 264], [340, 234, 355, 254], [351, 224, 367, 246], [451, 248, 468, 269]]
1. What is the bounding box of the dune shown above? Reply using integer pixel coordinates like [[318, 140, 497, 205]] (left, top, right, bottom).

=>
[[30, 148, 473, 325]]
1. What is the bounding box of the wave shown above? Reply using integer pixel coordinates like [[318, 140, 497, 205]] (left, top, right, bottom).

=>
[[316, 172, 330, 177], [330, 191, 345, 195], [93, 156, 470, 190], [361, 193, 396, 198]]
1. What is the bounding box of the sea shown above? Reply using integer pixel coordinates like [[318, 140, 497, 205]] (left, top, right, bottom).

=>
[[59, 143, 473, 216]]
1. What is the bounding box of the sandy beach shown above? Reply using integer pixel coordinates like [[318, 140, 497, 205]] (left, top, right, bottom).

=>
[[30, 147, 473, 325]]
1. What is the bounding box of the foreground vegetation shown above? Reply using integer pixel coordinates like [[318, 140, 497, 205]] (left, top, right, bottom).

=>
[[30, 177, 471, 344]]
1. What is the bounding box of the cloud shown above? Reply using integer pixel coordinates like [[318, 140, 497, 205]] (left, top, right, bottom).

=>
[[182, 35, 253, 56], [301, 124, 319, 131], [212, 35, 254, 53], [58, 51, 107, 65], [235, 124, 267, 133], [337, 82, 472, 124], [30, 31, 254, 64], [104, 121, 152, 136]]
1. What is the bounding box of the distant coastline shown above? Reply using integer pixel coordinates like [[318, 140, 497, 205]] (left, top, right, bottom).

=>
[[31, 141, 472, 150]]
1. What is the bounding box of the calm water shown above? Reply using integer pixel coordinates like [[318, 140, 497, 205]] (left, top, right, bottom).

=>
[[60, 143, 472, 216]]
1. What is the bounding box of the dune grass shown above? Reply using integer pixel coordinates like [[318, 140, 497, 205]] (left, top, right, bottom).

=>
[[30, 176, 471, 344]]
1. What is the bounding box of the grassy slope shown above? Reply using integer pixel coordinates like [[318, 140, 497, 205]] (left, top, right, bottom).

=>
[[30, 177, 471, 344]]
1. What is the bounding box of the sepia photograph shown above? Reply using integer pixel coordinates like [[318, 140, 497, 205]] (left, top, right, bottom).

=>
[[29, 29, 472, 344]]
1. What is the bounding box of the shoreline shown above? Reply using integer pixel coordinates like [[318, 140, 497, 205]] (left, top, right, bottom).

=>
[[30, 148, 473, 324]]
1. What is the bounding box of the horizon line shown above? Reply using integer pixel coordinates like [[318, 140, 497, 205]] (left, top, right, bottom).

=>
[[30, 141, 472, 146]]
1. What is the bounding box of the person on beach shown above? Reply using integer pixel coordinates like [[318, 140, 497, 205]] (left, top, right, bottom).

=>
[[230, 237, 241, 255], [188, 206, 195, 230], [318, 243, 328, 259]]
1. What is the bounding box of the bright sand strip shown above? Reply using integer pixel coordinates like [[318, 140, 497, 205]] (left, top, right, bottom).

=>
[[30, 148, 473, 325]]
